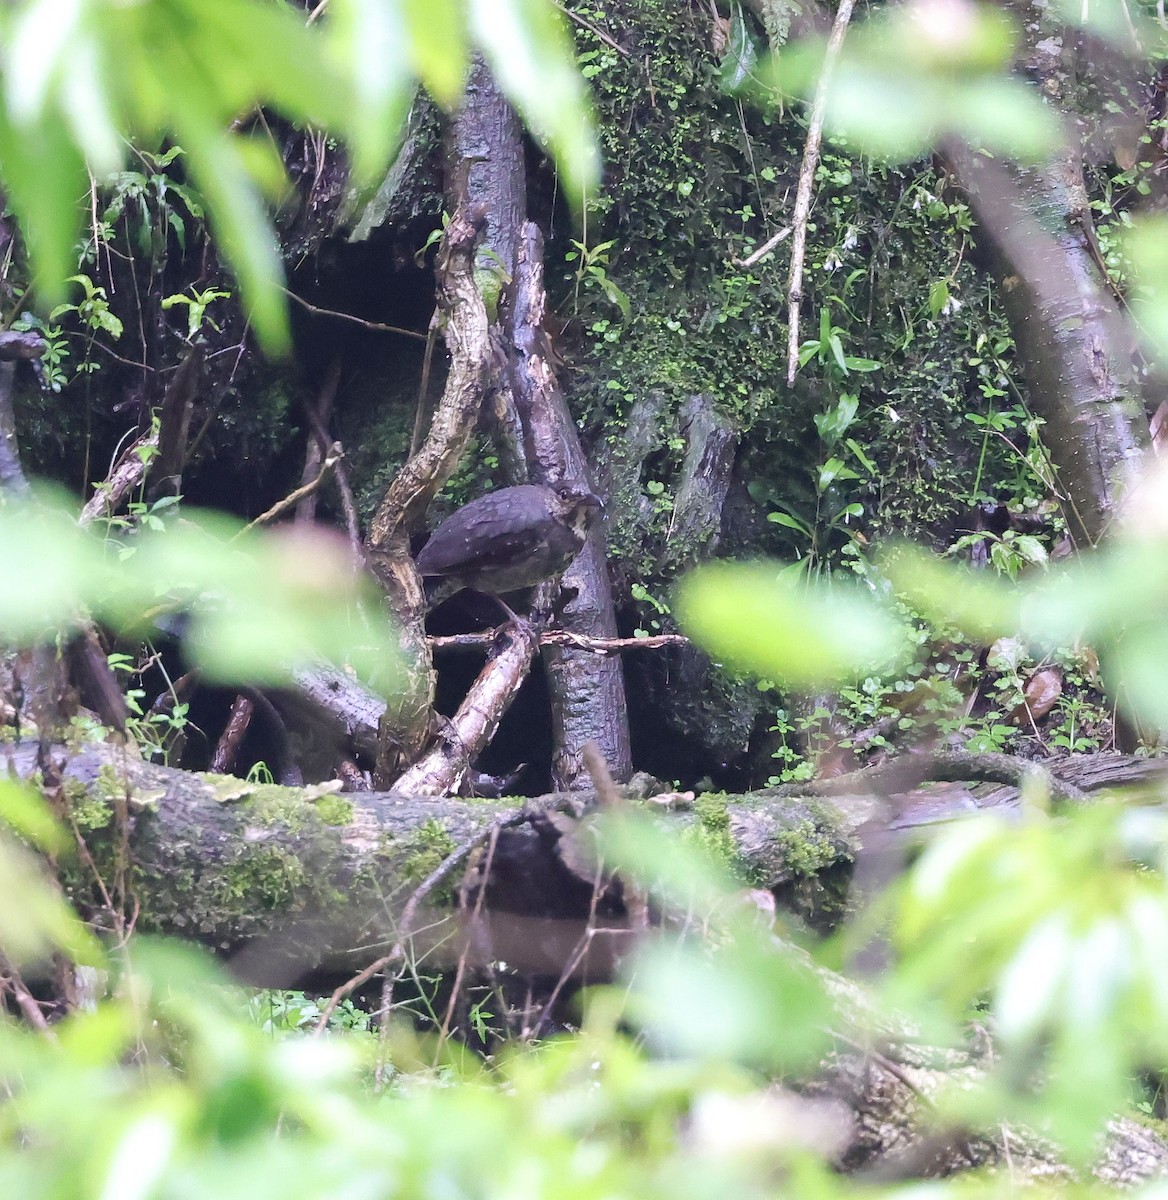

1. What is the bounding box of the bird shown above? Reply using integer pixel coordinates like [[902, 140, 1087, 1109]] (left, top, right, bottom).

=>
[[415, 480, 604, 609]]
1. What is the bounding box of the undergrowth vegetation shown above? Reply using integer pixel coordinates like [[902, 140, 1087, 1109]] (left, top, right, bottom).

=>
[[560, 0, 1105, 780]]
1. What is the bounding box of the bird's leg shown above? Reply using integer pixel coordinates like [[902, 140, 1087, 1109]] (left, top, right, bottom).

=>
[[488, 593, 523, 625]]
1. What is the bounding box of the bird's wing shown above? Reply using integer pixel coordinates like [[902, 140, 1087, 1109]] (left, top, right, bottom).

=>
[[415, 490, 550, 577]]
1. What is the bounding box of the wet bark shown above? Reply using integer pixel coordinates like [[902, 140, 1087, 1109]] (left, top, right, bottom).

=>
[[945, 8, 1151, 547], [391, 620, 539, 795], [507, 224, 633, 788], [364, 204, 490, 781], [448, 56, 527, 283], [440, 58, 633, 789], [664, 394, 739, 569], [950, 141, 1148, 546]]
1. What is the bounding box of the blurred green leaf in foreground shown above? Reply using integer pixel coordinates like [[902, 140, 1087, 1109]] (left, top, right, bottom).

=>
[[0, 0, 598, 351], [0, 489, 400, 690]]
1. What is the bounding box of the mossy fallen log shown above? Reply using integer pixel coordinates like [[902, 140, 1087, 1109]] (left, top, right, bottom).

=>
[[8, 743, 1163, 986]]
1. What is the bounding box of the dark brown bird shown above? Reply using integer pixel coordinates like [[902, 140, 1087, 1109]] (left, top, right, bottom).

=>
[[416, 481, 604, 605]]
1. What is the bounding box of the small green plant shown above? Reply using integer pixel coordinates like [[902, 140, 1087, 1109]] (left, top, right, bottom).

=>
[[11, 311, 70, 391], [161, 285, 232, 340], [947, 525, 1049, 580], [630, 582, 671, 637], [245, 989, 372, 1036], [963, 333, 1057, 503], [107, 651, 190, 763], [51, 273, 124, 342], [764, 704, 818, 785], [245, 761, 276, 785], [566, 237, 630, 319], [797, 306, 882, 376], [768, 392, 876, 574], [468, 997, 497, 1041], [1049, 694, 1102, 753], [99, 147, 205, 263]]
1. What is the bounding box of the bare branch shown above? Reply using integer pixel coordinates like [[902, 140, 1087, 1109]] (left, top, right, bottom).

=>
[[786, 0, 856, 386]]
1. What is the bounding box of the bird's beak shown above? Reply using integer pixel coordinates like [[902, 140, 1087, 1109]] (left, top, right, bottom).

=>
[[587, 492, 605, 513]]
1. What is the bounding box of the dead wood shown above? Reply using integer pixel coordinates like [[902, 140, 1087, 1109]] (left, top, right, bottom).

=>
[[363, 203, 491, 781], [391, 620, 540, 795], [7, 741, 1161, 980], [785, 0, 857, 385], [430, 629, 688, 654]]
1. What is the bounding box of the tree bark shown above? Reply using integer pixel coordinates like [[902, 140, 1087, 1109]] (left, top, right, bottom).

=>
[[441, 58, 633, 789], [949, 141, 1148, 546], [364, 204, 491, 781], [507, 224, 633, 787], [945, 4, 1152, 548]]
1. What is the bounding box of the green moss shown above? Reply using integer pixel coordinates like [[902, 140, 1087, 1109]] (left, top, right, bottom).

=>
[[313, 793, 354, 826], [67, 772, 114, 832], [400, 818, 456, 886], [685, 792, 739, 872], [238, 784, 319, 833], [693, 792, 731, 832], [774, 816, 845, 877], [218, 845, 307, 909]]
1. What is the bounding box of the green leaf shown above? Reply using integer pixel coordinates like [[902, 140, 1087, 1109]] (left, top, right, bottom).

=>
[[882, 544, 1021, 640], [1011, 533, 1048, 566], [404, 0, 467, 107], [719, 1, 760, 94], [1127, 215, 1168, 349], [632, 932, 833, 1071], [325, 0, 415, 182], [767, 510, 813, 535], [0, 833, 104, 969], [0, 780, 68, 854], [844, 436, 877, 475], [0, 104, 88, 309], [828, 333, 849, 374], [174, 117, 289, 354], [676, 560, 906, 687]]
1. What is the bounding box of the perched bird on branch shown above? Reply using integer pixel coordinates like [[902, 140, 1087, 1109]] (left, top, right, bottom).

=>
[[415, 481, 604, 610]]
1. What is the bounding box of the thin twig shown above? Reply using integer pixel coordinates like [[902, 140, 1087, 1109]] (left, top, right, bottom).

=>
[[786, 0, 856, 385], [732, 224, 792, 269], [312, 810, 531, 1034], [0, 962, 53, 1033], [553, 1, 630, 55], [301, 381, 363, 552], [296, 360, 341, 526], [237, 444, 344, 534], [430, 630, 689, 654], [283, 287, 428, 341], [434, 823, 502, 1055], [409, 312, 441, 458]]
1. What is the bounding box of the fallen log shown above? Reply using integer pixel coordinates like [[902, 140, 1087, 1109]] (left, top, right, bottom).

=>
[[7, 743, 1164, 986], [9, 740, 1168, 1183]]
